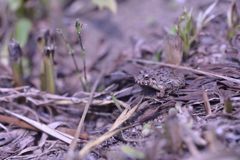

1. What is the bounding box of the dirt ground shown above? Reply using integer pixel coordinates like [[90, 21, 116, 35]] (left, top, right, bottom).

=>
[[1, 0, 240, 160]]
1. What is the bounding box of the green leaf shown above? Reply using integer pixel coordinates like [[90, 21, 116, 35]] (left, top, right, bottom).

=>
[[169, 26, 177, 35], [91, 0, 117, 13], [185, 8, 193, 36], [121, 145, 146, 159], [15, 18, 32, 47]]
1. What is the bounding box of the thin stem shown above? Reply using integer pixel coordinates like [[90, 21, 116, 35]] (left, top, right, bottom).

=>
[[56, 28, 85, 90], [75, 20, 89, 92]]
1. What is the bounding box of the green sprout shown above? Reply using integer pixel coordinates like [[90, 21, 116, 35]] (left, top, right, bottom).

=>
[[171, 0, 219, 55], [42, 46, 55, 94], [172, 7, 195, 55], [37, 30, 55, 93], [227, 1, 240, 44], [8, 39, 24, 87]]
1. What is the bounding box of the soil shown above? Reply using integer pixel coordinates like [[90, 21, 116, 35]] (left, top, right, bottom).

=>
[[1, 0, 240, 160]]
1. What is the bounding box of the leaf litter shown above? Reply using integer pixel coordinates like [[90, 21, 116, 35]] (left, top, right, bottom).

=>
[[1, 0, 240, 160]]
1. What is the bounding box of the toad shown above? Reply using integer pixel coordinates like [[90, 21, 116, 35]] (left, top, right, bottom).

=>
[[134, 68, 185, 97]]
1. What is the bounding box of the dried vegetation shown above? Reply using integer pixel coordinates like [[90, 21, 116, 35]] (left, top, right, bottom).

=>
[[0, 0, 240, 160]]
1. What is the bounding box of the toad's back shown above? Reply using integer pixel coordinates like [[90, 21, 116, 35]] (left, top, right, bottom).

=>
[[134, 68, 185, 97]]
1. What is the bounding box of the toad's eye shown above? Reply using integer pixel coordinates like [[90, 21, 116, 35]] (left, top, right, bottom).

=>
[[144, 74, 150, 80]]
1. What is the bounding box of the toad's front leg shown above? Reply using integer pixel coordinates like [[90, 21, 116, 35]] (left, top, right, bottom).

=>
[[156, 85, 165, 97]]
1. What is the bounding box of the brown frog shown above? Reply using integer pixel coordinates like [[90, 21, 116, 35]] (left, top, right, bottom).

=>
[[134, 68, 185, 97]]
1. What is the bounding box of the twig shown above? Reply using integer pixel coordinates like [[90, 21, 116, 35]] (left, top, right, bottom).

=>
[[130, 59, 240, 84]]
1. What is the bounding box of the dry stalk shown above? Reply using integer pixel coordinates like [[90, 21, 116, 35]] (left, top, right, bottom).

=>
[[202, 86, 212, 115], [164, 34, 183, 65], [79, 123, 139, 158], [66, 69, 104, 160], [78, 96, 143, 158]]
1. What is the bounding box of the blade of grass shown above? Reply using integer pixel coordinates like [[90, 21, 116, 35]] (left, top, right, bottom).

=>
[[197, 0, 219, 32], [110, 92, 123, 112]]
